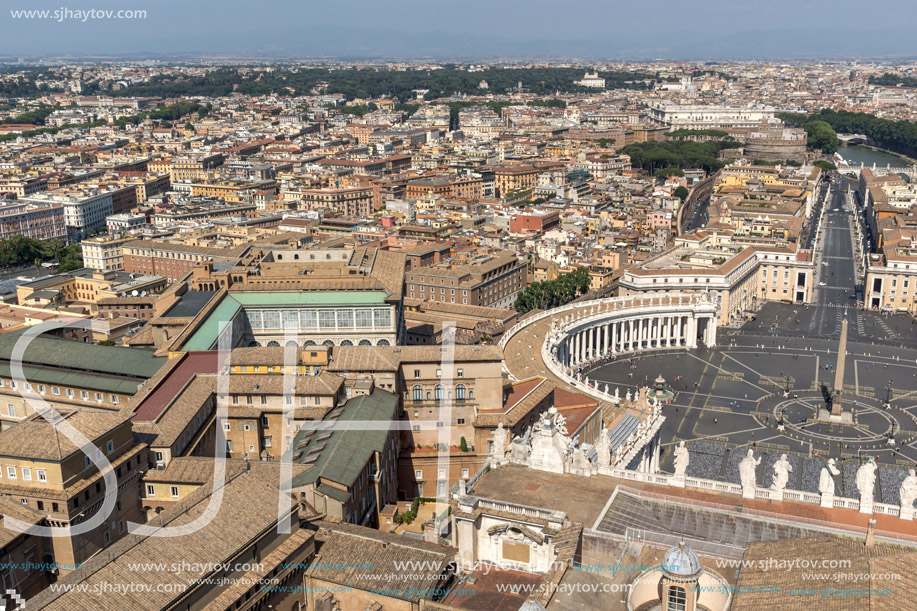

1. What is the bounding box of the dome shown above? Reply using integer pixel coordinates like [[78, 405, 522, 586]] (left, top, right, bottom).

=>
[[662, 541, 703, 580], [518, 599, 547, 611]]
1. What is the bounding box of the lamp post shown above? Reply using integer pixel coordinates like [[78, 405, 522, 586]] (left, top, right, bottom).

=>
[[884, 381, 893, 409], [779, 371, 791, 396]]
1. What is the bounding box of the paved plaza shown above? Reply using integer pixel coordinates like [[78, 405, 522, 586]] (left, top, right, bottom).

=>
[[589, 309, 917, 501]]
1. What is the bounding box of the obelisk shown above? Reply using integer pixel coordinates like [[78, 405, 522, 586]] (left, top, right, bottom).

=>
[[831, 314, 848, 416]]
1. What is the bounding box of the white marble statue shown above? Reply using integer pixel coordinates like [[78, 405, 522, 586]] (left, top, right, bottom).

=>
[[856, 459, 878, 505], [673, 441, 689, 477], [491, 422, 508, 459], [819, 458, 840, 495], [596, 427, 611, 467], [554, 413, 569, 437], [739, 449, 761, 490], [900, 469, 917, 510], [771, 454, 793, 491]]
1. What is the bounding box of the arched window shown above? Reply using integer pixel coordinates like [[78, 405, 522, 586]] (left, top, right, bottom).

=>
[[358, 339, 372, 346], [426, 391, 431, 400], [340, 339, 354, 346], [322, 340, 335, 346], [666, 586, 687, 611], [266, 341, 280, 347], [434, 385, 443, 400], [248, 341, 261, 347], [412, 385, 422, 402], [376, 338, 390, 346], [456, 384, 466, 402], [285, 340, 297, 347], [303, 340, 316, 347], [469, 389, 474, 400]]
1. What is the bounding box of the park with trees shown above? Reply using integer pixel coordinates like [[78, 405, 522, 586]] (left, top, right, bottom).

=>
[[514, 266, 592, 315]]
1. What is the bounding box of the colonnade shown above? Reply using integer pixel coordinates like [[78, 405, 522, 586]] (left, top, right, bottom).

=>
[[558, 312, 717, 368]]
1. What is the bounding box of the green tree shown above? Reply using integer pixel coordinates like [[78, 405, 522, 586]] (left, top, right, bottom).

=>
[[673, 186, 690, 201], [814, 160, 837, 172], [514, 267, 592, 315], [655, 167, 685, 179], [803, 120, 839, 155]]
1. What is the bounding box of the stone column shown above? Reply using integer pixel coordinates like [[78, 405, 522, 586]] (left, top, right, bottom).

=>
[[629, 319, 635, 351], [686, 317, 697, 349], [610, 323, 617, 353], [603, 324, 610, 355]]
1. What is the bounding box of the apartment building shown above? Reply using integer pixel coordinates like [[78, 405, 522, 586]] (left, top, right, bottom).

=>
[[493, 164, 539, 197], [405, 253, 527, 309], [22, 190, 114, 242], [865, 246, 917, 313], [299, 186, 374, 217], [0, 200, 66, 242], [122, 239, 250, 283], [0, 410, 147, 569], [81, 234, 135, 271]]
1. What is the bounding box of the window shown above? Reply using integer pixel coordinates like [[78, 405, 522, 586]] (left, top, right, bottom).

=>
[[37, 469, 46, 482], [414, 369, 421, 379], [261, 415, 269, 427], [319, 310, 336, 329], [52, 387, 60, 396], [243, 424, 251, 431], [6, 467, 15, 479], [667, 586, 687, 611], [65, 389, 74, 398], [457, 369, 464, 378], [106, 440, 114, 454], [462, 469, 469, 478], [146, 484, 155, 496], [95, 393, 103, 402], [434, 385, 443, 400], [415, 470, 423, 479], [355, 309, 373, 328], [457, 418, 465, 425], [52, 502, 59, 512], [154, 451, 163, 462], [412, 385, 422, 402], [21, 468, 30, 481], [110, 395, 119, 404], [456, 384, 466, 401], [438, 469, 446, 479], [223, 422, 231, 431], [80, 391, 89, 400], [226, 440, 233, 452], [170, 486, 179, 498], [263, 436, 272, 448], [6, 404, 14, 418]]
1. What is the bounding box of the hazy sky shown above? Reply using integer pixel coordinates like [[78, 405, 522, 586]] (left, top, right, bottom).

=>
[[3, 0, 917, 59]]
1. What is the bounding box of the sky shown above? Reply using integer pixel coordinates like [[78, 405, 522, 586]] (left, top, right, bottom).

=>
[[3, 0, 917, 59]]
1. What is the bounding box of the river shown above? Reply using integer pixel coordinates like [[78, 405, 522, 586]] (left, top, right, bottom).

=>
[[836, 144, 910, 168]]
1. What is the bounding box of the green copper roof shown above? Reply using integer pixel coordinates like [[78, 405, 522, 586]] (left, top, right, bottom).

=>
[[291, 391, 397, 491]]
